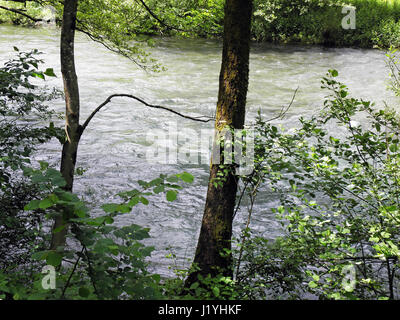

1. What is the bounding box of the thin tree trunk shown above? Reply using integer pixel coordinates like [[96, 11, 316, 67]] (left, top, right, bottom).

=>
[[186, 0, 253, 285], [50, 0, 81, 251]]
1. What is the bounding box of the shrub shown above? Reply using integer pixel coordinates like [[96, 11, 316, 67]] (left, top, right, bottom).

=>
[[236, 68, 400, 300], [0, 48, 62, 271]]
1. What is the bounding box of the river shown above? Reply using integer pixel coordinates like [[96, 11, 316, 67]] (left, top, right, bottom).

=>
[[0, 24, 398, 277]]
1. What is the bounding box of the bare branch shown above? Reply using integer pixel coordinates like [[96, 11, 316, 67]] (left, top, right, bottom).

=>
[[81, 93, 214, 133], [266, 87, 299, 123]]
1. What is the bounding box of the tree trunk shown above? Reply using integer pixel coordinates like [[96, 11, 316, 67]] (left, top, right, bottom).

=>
[[50, 0, 81, 251], [186, 0, 252, 285]]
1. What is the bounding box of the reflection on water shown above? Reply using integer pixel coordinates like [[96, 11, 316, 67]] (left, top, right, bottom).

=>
[[0, 25, 398, 276]]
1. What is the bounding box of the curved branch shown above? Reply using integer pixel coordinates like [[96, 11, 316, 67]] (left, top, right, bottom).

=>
[[0, 4, 42, 22], [75, 25, 148, 71], [81, 94, 214, 133], [135, 0, 186, 33], [0, 2, 60, 23]]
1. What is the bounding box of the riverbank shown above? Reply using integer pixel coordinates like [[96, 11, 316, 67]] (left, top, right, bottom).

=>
[[1, 0, 400, 48], [252, 0, 400, 48]]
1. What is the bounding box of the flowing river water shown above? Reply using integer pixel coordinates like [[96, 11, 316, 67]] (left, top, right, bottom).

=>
[[1, 24, 399, 277]]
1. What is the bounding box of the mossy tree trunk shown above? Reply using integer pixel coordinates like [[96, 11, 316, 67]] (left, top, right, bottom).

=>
[[186, 0, 253, 285], [50, 0, 82, 251]]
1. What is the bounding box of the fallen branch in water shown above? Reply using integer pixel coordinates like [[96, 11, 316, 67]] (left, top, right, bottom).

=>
[[81, 93, 214, 134]]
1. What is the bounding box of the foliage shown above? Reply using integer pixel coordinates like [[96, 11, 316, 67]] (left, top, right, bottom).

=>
[[0, 1, 44, 25], [0, 48, 62, 271], [1, 163, 195, 300], [0, 47, 62, 175], [0, 0, 224, 70], [142, 0, 224, 37], [3, 0, 400, 48], [252, 0, 400, 48], [236, 69, 400, 300], [163, 259, 240, 300]]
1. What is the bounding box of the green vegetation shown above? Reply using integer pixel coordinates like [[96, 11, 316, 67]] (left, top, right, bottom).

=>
[[0, 50, 190, 300], [0, 48, 62, 274], [1, 0, 400, 302], [235, 68, 400, 299], [2, 46, 400, 300], [252, 0, 400, 48], [2, 0, 400, 48]]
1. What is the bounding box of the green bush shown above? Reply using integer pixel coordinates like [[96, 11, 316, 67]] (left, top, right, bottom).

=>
[[0, 48, 62, 272], [236, 68, 400, 300], [1, 164, 195, 300], [251, 0, 400, 48]]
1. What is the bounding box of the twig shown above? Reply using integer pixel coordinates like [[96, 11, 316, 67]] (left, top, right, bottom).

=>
[[75, 25, 150, 71], [135, 0, 221, 37], [235, 177, 263, 279], [83, 245, 99, 297], [61, 246, 84, 299], [135, 0, 186, 33], [265, 87, 299, 123]]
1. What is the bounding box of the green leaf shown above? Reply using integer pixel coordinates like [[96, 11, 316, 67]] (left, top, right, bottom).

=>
[[32, 72, 45, 80], [389, 144, 398, 153], [39, 197, 54, 209], [212, 286, 220, 297], [117, 204, 131, 213], [52, 176, 67, 187], [46, 168, 62, 179], [128, 197, 140, 207], [46, 252, 62, 267], [148, 177, 163, 187], [74, 203, 88, 218], [78, 287, 90, 298], [330, 69, 338, 77], [190, 282, 199, 290], [166, 175, 179, 183], [44, 68, 56, 77], [153, 185, 165, 194], [32, 251, 48, 261], [102, 203, 120, 213], [24, 200, 41, 211], [39, 161, 49, 171], [166, 190, 177, 202], [104, 215, 114, 224], [179, 172, 194, 183]]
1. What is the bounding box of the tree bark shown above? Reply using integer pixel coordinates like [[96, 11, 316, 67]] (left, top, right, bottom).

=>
[[50, 0, 81, 251], [186, 0, 253, 285]]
